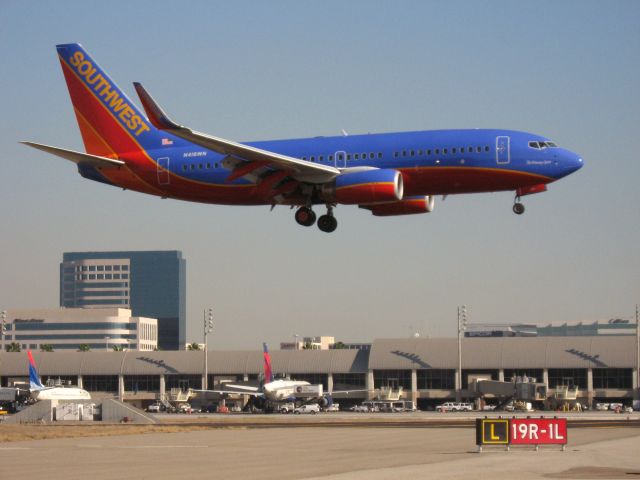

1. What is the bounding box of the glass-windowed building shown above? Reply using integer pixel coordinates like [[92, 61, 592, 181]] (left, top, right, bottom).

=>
[[61, 251, 186, 350]]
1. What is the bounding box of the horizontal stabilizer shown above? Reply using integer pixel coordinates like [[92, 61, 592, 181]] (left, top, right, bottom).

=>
[[21, 142, 125, 169]]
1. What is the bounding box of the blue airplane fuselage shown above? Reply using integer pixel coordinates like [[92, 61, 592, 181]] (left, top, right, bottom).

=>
[[26, 43, 584, 232]]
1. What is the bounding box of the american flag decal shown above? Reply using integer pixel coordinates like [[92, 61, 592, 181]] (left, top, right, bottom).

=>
[[161, 138, 173, 146]]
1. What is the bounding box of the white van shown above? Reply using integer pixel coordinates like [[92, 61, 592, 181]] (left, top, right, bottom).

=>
[[294, 404, 320, 414], [436, 402, 473, 412]]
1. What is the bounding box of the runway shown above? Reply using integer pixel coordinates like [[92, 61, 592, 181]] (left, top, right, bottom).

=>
[[1, 415, 639, 479]]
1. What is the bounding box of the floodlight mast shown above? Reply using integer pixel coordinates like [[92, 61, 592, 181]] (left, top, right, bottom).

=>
[[203, 308, 214, 390], [633, 303, 640, 409], [456, 305, 468, 402], [1, 310, 6, 352]]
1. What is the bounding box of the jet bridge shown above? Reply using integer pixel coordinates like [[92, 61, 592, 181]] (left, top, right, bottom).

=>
[[471, 378, 548, 410]]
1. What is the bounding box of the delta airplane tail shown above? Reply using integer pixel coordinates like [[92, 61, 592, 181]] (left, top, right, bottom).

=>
[[262, 343, 274, 383], [55, 43, 163, 157], [27, 351, 45, 391]]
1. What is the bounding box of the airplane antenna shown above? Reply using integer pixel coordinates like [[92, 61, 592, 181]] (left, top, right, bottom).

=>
[[341, 129, 349, 136]]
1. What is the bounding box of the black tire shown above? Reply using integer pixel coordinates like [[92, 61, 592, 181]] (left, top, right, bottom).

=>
[[295, 207, 316, 227], [317, 214, 338, 233], [513, 203, 525, 215]]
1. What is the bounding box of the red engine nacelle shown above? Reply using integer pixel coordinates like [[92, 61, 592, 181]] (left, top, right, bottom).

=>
[[359, 195, 435, 216], [321, 169, 403, 205]]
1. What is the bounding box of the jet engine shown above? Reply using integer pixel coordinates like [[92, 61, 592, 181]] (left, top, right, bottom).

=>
[[321, 169, 403, 204], [359, 195, 435, 216]]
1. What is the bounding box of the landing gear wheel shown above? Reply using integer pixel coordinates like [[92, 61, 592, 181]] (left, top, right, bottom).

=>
[[317, 214, 338, 233], [513, 202, 525, 215], [295, 207, 316, 227]]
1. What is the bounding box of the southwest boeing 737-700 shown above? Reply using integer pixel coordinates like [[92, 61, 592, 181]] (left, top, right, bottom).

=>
[[23, 44, 583, 232]]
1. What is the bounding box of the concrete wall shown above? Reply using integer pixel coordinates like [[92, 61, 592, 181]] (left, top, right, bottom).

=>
[[101, 398, 159, 424]]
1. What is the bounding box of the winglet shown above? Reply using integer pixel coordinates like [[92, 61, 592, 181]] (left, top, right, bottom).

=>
[[133, 82, 180, 130]]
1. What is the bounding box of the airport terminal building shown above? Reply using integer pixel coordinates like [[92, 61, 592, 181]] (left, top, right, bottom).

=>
[[0, 336, 637, 410]]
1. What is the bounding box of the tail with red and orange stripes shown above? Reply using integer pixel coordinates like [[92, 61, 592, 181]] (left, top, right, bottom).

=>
[[56, 43, 161, 157]]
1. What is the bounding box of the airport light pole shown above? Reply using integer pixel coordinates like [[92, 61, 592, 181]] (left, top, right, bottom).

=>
[[456, 305, 468, 402], [294, 334, 299, 350], [203, 308, 213, 390], [633, 303, 640, 410], [105, 336, 110, 351], [1, 310, 6, 353]]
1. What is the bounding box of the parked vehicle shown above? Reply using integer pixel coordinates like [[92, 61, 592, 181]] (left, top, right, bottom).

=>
[[294, 404, 320, 414], [323, 404, 340, 412], [146, 402, 163, 413], [436, 402, 456, 412], [279, 402, 296, 414], [177, 403, 192, 414], [391, 401, 417, 412], [351, 401, 379, 413], [351, 404, 371, 413], [436, 402, 472, 412]]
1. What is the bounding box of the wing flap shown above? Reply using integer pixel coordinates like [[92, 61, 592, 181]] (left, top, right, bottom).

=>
[[22, 142, 125, 169], [133, 82, 340, 184]]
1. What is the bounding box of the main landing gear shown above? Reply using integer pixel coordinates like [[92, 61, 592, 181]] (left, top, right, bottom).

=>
[[513, 195, 525, 215], [294, 206, 338, 233], [294, 206, 316, 227]]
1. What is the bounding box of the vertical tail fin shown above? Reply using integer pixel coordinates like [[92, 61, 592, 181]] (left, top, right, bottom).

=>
[[27, 351, 44, 390], [262, 343, 273, 383], [55, 43, 159, 157]]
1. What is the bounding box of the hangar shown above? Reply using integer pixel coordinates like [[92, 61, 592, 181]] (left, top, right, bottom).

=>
[[0, 336, 636, 409]]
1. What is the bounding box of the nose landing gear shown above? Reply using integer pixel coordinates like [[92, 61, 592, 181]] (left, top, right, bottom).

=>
[[513, 195, 525, 215]]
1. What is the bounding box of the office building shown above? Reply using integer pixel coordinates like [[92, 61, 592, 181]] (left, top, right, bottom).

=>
[[3, 308, 157, 351], [61, 251, 186, 350]]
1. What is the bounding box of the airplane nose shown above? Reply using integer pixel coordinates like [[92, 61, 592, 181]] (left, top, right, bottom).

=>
[[561, 150, 583, 175], [570, 153, 584, 172]]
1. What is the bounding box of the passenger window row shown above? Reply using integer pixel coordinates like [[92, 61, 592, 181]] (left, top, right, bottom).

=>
[[181, 162, 220, 172], [393, 145, 490, 158], [302, 152, 384, 162]]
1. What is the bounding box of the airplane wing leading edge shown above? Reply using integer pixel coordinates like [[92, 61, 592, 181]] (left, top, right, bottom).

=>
[[133, 82, 340, 184]]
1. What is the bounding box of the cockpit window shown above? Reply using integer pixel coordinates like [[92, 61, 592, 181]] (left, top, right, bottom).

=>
[[529, 141, 559, 149]]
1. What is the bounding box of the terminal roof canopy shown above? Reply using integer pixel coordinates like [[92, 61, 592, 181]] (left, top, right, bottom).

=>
[[0, 337, 634, 377]]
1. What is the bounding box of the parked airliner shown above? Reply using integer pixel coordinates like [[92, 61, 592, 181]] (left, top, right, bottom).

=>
[[212, 344, 317, 402], [23, 44, 583, 232], [204, 344, 363, 408], [28, 351, 91, 401]]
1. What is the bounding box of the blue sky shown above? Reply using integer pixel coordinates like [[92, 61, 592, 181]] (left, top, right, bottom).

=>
[[1, 1, 638, 349]]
